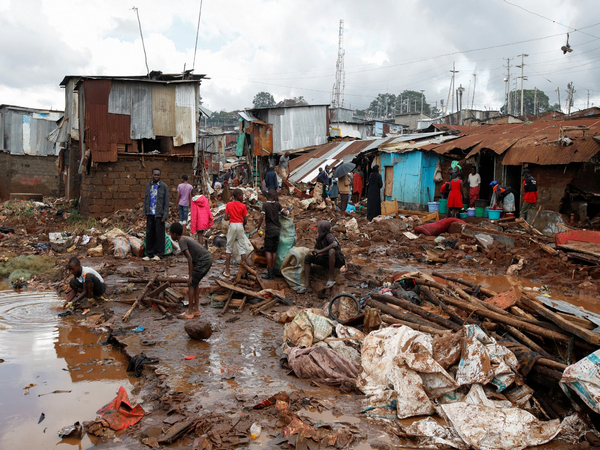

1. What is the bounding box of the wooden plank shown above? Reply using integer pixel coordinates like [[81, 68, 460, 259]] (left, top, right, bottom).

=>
[[380, 314, 449, 336], [123, 274, 158, 322], [216, 279, 265, 301], [146, 282, 170, 299], [520, 294, 600, 346], [558, 242, 600, 259], [365, 299, 447, 331], [241, 262, 266, 291]]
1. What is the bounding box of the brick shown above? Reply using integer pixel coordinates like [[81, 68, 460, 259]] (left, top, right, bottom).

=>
[[88, 205, 102, 214], [102, 178, 113, 186], [101, 206, 114, 213], [87, 191, 103, 199], [102, 192, 113, 199]]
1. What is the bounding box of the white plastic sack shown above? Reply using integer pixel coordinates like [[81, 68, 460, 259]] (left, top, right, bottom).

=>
[[280, 246, 310, 292], [441, 402, 561, 450], [560, 349, 600, 413], [283, 310, 335, 348]]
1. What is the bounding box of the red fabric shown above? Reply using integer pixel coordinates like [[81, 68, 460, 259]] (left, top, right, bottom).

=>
[[352, 174, 364, 194], [415, 218, 466, 236], [469, 186, 480, 207], [225, 200, 248, 223], [447, 178, 463, 208], [190, 195, 214, 234], [440, 182, 451, 194], [523, 191, 538, 203], [96, 386, 145, 431]]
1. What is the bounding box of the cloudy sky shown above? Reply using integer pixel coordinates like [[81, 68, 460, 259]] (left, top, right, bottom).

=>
[[1, 0, 599, 114]]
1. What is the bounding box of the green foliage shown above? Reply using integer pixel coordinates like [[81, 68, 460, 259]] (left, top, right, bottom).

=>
[[252, 91, 276, 108], [502, 89, 552, 115], [0, 255, 56, 278], [367, 90, 431, 118]]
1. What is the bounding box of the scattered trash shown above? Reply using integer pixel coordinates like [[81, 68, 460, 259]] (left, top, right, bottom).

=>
[[249, 422, 262, 440], [184, 355, 197, 360], [95, 386, 145, 430], [58, 421, 83, 439], [38, 412, 45, 424]]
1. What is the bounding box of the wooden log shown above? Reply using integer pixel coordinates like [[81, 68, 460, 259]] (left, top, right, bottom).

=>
[[146, 282, 170, 299], [241, 262, 267, 291], [530, 205, 543, 227], [431, 272, 497, 297], [504, 325, 559, 361], [448, 281, 510, 316], [216, 279, 265, 301], [251, 299, 277, 315], [238, 296, 248, 312], [381, 315, 449, 336], [123, 274, 158, 322], [530, 365, 563, 381], [128, 277, 188, 284], [516, 217, 544, 236], [537, 358, 567, 372], [437, 293, 573, 343], [419, 287, 474, 326], [141, 297, 181, 308], [509, 306, 537, 321], [371, 293, 461, 331], [366, 299, 447, 331], [556, 312, 596, 330], [520, 294, 600, 346]]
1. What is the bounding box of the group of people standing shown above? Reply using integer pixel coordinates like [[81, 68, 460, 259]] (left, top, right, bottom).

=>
[[313, 165, 366, 215], [441, 164, 538, 219]]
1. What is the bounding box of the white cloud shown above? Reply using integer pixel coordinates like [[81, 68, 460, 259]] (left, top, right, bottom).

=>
[[0, 0, 598, 113]]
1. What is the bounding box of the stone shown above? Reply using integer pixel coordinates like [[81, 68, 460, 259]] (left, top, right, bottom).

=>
[[184, 320, 213, 340]]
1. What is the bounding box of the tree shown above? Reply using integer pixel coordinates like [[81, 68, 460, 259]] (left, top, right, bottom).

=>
[[395, 90, 431, 116], [252, 91, 276, 108], [503, 89, 551, 116], [368, 93, 396, 119]]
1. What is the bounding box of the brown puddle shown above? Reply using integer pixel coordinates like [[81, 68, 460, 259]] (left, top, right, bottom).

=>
[[0, 289, 133, 448]]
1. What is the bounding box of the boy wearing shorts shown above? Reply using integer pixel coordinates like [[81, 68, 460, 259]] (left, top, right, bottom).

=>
[[223, 188, 248, 278], [255, 189, 290, 279], [169, 222, 213, 319]]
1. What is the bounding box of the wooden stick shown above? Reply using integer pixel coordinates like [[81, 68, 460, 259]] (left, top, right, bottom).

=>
[[437, 294, 573, 343], [123, 274, 158, 323], [371, 293, 461, 331], [141, 297, 181, 308], [366, 299, 447, 331], [530, 365, 563, 381], [241, 262, 267, 291], [509, 306, 537, 321], [537, 358, 567, 372], [128, 277, 188, 284], [221, 266, 247, 315], [146, 282, 170, 299], [448, 281, 510, 316], [431, 272, 497, 297], [216, 279, 265, 301], [251, 299, 278, 315], [530, 205, 543, 227], [520, 294, 600, 346], [238, 296, 248, 312], [381, 314, 449, 336], [420, 287, 472, 326], [504, 325, 559, 361]]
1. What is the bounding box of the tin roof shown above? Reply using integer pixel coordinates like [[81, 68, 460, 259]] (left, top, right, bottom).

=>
[[60, 73, 207, 87], [426, 117, 600, 165], [288, 132, 454, 183]]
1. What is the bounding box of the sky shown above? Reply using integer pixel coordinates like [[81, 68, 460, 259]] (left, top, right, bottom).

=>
[[1, 0, 599, 114]]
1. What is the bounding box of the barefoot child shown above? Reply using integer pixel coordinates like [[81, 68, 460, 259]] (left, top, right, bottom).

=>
[[64, 257, 106, 307], [254, 189, 290, 279], [169, 222, 213, 319], [223, 188, 248, 278]]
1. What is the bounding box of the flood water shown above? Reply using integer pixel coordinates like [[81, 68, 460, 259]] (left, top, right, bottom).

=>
[[0, 289, 133, 449]]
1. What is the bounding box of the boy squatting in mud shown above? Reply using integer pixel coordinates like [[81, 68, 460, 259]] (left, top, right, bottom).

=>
[[64, 257, 106, 307]]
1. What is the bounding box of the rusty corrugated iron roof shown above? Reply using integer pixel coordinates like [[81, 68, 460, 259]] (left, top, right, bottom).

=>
[[426, 117, 600, 165]]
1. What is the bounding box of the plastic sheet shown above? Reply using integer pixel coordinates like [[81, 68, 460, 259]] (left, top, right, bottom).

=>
[[561, 349, 600, 413]]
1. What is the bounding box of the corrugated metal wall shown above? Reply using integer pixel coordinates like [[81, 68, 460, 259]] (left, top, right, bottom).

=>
[[381, 151, 436, 207], [174, 84, 196, 146], [131, 84, 154, 139], [152, 85, 176, 137], [0, 108, 60, 156], [265, 106, 329, 153]]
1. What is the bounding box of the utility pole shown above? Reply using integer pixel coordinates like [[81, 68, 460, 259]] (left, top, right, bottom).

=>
[[457, 85, 465, 125], [567, 82, 575, 116], [504, 58, 511, 115], [517, 54, 528, 117], [555, 87, 561, 112], [446, 63, 458, 120], [534, 87, 538, 117], [471, 73, 477, 110], [420, 90, 425, 114]]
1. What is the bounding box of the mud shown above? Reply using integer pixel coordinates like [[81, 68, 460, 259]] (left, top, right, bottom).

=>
[[0, 289, 135, 449]]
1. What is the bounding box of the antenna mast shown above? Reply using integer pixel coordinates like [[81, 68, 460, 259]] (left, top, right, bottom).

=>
[[331, 20, 345, 109], [132, 6, 150, 76]]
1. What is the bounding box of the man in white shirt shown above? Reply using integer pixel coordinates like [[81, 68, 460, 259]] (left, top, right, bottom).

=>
[[467, 167, 481, 207], [64, 257, 106, 306]]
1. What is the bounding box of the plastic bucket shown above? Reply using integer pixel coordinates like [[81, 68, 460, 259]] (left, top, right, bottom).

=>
[[467, 207, 476, 217], [506, 212, 515, 218], [439, 199, 448, 214], [475, 207, 485, 218], [427, 202, 439, 213], [459, 212, 468, 219], [463, 203, 468, 211], [484, 208, 490, 218], [488, 209, 502, 220]]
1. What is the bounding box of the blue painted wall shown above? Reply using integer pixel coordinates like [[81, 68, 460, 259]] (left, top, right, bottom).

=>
[[380, 151, 437, 207]]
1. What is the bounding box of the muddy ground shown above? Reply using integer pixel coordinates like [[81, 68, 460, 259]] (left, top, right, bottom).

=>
[[1, 194, 599, 448]]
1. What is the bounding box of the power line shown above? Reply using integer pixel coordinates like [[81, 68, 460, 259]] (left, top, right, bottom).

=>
[[503, 0, 600, 40], [192, 0, 203, 72]]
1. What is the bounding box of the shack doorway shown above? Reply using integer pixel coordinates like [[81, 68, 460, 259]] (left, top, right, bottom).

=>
[[478, 150, 495, 201], [504, 165, 522, 214]]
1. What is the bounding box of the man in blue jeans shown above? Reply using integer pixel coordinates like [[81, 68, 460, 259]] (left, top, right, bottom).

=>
[[143, 168, 170, 261]]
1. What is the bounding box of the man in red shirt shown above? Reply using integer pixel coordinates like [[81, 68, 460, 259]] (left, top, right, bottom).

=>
[[224, 189, 248, 278], [521, 168, 538, 219]]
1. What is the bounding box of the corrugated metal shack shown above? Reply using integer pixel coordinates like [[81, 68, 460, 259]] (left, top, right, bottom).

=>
[[425, 113, 600, 218], [0, 105, 64, 200], [56, 73, 208, 216], [288, 132, 457, 210]]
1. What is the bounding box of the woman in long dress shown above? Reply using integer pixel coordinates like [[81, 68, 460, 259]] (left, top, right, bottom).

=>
[[446, 173, 463, 218], [366, 165, 383, 221]]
